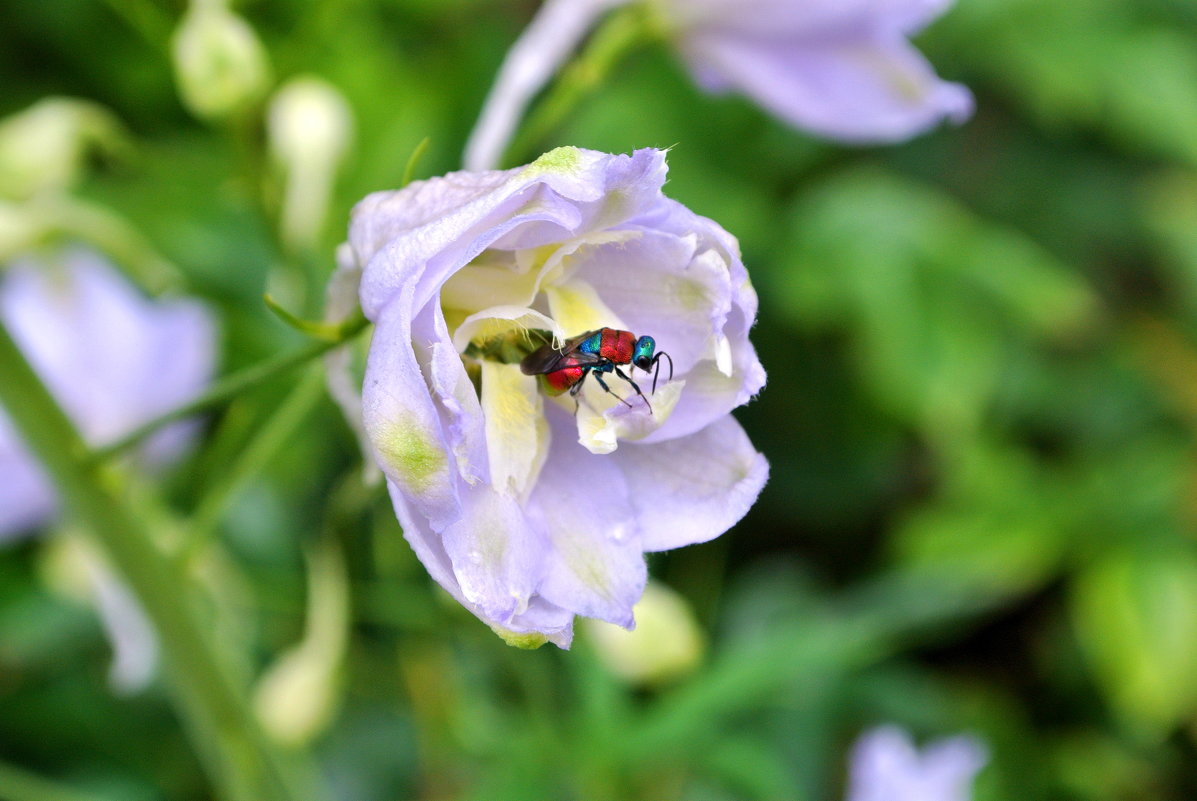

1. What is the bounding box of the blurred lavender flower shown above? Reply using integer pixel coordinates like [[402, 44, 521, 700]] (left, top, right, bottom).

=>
[[0, 248, 215, 689], [657, 0, 973, 143], [846, 725, 988, 801], [465, 0, 971, 169], [337, 146, 766, 647]]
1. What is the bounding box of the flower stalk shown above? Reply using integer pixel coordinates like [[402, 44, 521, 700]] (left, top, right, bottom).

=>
[[505, 4, 656, 166], [0, 318, 313, 801]]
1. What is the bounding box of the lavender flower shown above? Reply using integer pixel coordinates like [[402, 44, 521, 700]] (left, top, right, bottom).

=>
[[0, 248, 215, 689], [657, 0, 974, 143], [465, 0, 971, 170], [845, 726, 988, 801], [341, 146, 766, 647]]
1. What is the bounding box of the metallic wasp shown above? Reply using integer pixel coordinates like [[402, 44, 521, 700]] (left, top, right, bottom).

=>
[[519, 327, 674, 413]]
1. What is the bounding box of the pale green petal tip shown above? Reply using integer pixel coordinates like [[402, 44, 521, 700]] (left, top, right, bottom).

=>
[[489, 625, 550, 650], [522, 146, 581, 178]]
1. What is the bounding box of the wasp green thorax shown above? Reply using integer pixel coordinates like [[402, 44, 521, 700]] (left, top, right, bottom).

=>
[[463, 327, 555, 365]]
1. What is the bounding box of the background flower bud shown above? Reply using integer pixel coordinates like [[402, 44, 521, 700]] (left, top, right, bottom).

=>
[[0, 98, 128, 200], [171, 0, 272, 121], [267, 76, 353, 251], [583, 579, 705, 685], [252, 540, 349, 747]]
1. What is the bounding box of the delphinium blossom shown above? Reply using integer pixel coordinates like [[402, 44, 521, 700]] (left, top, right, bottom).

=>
[[337, 146, 767, 647], [845, 725, 988, 801], [0, 247, 216, 688], [465, 0, 972, 170]]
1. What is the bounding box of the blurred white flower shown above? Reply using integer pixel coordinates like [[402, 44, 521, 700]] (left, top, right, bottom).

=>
[[172, 0, 272, 121], [253, 540, 350, 747], [846, 725, 988, 801], [41, 535, 158, 693], [268, 77, 354, 252], [583, 579, 704, 684]]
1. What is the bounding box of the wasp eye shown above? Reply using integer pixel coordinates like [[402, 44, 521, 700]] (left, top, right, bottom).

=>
[[634, 356, 652, 371]]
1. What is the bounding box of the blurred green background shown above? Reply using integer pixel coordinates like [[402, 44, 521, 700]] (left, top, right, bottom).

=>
[[3, 0, 1197, 799]]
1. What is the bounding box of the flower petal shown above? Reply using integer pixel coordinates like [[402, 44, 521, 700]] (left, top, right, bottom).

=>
[[480, 361, 549, 499], [0, 419, 54, 539], [323, 247, 380, 482], [527, 407, 646, 627], [612, 415, 767, 552], [677, 24, 972, 143], [570, 228, 731, 375], [363, 293, 460, 529], [439, 486, 546, 624], [387, 477, 571, 645], [640, 320, 765, 444], [574, 380, 685, 455], [353, 148, 668, 317], [86, 554, 158, 693]]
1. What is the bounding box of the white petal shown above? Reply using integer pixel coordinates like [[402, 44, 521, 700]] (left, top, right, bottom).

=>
[[480, 361, 550, 500], [85, 555, 158, 693]]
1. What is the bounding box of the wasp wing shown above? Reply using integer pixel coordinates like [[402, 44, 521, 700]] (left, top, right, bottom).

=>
[[520, 330, 604, 375]]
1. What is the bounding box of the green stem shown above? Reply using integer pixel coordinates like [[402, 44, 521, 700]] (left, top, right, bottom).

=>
[[95, 0, 173, 54], [0, 321, 310, 801], [89, 313, 369, 463], [0, 760, 111, 801], [505, 4, 658, 167], [185, 366, 325, 561]]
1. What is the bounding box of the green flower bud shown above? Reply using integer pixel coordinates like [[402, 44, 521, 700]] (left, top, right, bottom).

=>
[[171, 0, 272, 121], [0, 98, 127, 200], [253, 541, 348, 746]]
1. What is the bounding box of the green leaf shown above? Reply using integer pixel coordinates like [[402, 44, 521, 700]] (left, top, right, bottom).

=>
[[1071, 549, 1197, 738], [774, 169, 1097, 437]]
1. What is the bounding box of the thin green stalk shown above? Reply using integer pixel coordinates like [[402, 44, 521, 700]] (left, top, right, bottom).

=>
[[0, 760, 110, 801], [0, 320, 311, 801], [96, 0, 173, 54], [185, 366, 325, 561], [89, 314, 369, 463], [505, 4, 659, 167]]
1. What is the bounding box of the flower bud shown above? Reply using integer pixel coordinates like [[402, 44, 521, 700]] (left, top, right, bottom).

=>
[[267, 77, 353, 250], [0, 98, 127, 200], [171, 0, 271, 121], [253, 541, 348, 746], [0, 201, 42, 262], [40, 534, 158, 693], [584, 580, 705, 685]]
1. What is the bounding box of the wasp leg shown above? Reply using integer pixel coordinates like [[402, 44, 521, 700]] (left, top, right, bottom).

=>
[[592, 371, 633, 408], [613, 366, 652, 414], [569, 370, 588, 416]]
